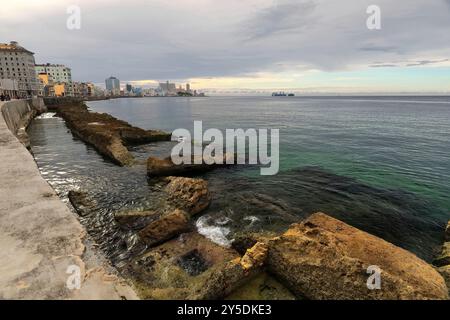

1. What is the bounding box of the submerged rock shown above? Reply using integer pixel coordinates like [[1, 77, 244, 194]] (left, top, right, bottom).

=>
[[114, 210, 160, 231], [225, 272, 296, 300], [267, 212, 449, 300], [126, 232, 241, 300], [68, 190, 97, 217], [434, 242, 450, 267], [147, 153, 234, 177]]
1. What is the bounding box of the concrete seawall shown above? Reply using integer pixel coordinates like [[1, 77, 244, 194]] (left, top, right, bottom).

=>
[[0, 100, 138, 299]]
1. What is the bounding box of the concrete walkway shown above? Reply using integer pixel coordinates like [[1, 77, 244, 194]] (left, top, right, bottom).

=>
[[0, 101, 138, 299]]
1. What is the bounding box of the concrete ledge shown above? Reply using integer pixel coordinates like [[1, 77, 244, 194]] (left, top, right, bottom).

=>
[[0, 100, 138, 300]]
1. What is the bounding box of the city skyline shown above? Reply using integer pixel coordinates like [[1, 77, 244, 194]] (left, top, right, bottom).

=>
[[2, 0, 450, 94]]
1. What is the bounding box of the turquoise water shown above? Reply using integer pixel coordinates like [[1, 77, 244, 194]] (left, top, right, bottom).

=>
[[28, 96, 450, 264]]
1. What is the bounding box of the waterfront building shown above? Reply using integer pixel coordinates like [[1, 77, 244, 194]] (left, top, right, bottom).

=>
[[105, 76, 120, 96], [37, 73, 55, 97], [35, 63, 73, 96], [0, 78, 19, 97], [0, 41, 39, 97]]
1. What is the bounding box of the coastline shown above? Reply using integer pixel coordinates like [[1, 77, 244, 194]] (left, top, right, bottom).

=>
[[0, 99, 138, 299], [2, 98, 449, 300]]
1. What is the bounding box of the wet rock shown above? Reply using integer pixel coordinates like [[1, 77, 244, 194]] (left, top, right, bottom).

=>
[[434, 242, 450, 267], [147, 153, 234, 177], [437, 265, 450, 295], [114, 210, 160, 231], [163, 176, 211, 216], [68, 190, 97, 217], [232, 231, 278, 255], [191, 242, 268, 300], [54, 103, 171, 166], [267, 212, 449, 300], [225, 272, 296, 300], [177, 249, 211, 276], [138, 209, 191, 246], [127, 232, 241, 300]]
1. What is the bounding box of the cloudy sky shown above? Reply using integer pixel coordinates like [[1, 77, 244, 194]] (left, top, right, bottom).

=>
[[1, 0, 450, 94]]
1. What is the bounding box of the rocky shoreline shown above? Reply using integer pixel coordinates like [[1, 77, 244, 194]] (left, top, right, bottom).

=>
[[46, 99, 171, 166], [35, 99, 450, 299]]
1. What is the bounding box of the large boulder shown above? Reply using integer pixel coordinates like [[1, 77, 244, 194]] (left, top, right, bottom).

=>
[[267, 212, 449, 300], [163, 176, 211, 216]]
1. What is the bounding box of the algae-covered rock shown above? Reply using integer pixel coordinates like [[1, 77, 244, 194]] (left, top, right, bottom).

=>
[[126, 232, 241, 300], [68, 190, 97, 217], [267, 212, 449, 300], [115, 209, 160, 231], [434, 242, 450, 267], [225, 272, 296, 300]]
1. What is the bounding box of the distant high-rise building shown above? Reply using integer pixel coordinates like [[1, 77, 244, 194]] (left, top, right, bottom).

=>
[[0, 41, 39, 97], [126, 83, 133, 93], [105, 76, 120, 96], [159, 81, 176, 96], [186, 83, 191, 92]]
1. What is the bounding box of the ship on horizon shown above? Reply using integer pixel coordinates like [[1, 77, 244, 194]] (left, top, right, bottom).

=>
[[272, 92, 295, 97]]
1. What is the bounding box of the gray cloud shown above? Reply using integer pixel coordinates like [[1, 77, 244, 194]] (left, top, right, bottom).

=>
[[2, 0, 450, 85], [244, 0, 316, 39]]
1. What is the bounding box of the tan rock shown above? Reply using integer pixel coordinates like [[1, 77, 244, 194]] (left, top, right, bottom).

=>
[[240, 242, 268, 271], [434, 242, 450, 267], [267, 212, 449, 300], [163, 176, 211, 216], [138, 209, 190, 246]]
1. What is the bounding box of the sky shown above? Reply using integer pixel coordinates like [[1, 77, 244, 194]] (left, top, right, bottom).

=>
[[1, 0, 450, 94]]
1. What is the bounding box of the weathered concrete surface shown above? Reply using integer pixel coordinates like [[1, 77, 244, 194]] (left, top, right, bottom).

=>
[[0, 101, 138, 300]]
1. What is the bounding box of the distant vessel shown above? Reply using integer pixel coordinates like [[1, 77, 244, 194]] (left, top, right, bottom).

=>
[[272, 92, 295, 97]]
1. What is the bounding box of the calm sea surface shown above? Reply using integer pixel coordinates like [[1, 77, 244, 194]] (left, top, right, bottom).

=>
[[27, 96, 450, 264]]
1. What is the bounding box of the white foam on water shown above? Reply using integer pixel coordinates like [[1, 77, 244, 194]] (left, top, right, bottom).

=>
[[195, 215, 232, 248], [35, 112, 56, 119]]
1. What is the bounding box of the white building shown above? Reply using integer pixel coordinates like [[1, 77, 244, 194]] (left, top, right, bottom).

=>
[[0, 41, 39, 97], [35, 63, 73, 96]]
